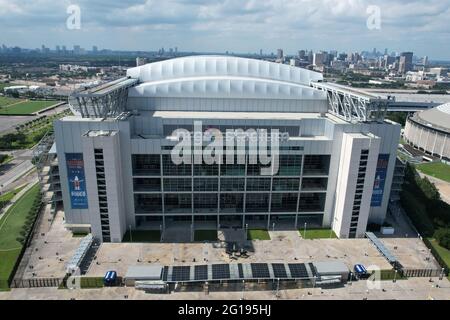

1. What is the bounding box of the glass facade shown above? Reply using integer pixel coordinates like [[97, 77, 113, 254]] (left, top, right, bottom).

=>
[[245, 193, 270, 212], [164, 193, 192, 213], [299, 193, 326, 212], [271, 193, 298, 212], [133, 178, 161, 192], [220, 193, 244, 213], [162, 154, 191, 176], [132, 154, 160, 175], [221, 155, 245, 176], [163, 178, 191, 192], [303, 155, 330, 176], [194, 194, 218, 213], [277, 155, 302, 176], [297, 214, 324, 227], [272, 178, 300, 191], [220, 178, 245, 191], [194, 178, 218, 191], [246, 178, 271, 191], [194, 163, 218, 176], [301, 177, 328, 191], [134, 194, 163, 213], [131, 153, 329, 220]]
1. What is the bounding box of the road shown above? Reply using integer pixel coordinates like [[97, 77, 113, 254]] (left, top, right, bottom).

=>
[[0, 104, 69, 136], [0, 149, 35, 194], [418, 172, 450, 205], [0, 276, 449, 300]]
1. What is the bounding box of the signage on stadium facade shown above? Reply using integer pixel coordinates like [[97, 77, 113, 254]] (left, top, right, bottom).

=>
[[371, 154, 389, 207], [66, 153, 89, 209]]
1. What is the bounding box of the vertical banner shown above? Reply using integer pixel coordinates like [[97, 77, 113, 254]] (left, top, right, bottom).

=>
[[371, 154, 390, 207], [66, 153, 88, 209]]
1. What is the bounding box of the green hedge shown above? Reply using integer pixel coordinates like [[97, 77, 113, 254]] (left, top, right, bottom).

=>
[[376, 269, 407, 281], [400, 190, 434, 236], [80, 277, 104, 289], [423, 238, 450, 275]]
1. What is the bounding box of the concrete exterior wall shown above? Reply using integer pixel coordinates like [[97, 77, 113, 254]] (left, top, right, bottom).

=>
[[55, 115, 399, 242], [405, 118, 450, 161], [332, 133, 380, 238]]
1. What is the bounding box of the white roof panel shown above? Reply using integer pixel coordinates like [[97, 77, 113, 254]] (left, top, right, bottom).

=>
[[127, 55, 323, 87]]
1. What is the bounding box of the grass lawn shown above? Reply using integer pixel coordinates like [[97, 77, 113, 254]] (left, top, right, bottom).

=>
[[416, 162, 450, 183], [72, 232, 89, 238], [0, 100, 59, 115], [0, 185, 27, 203], [0, 96, 22, 108], [376, 269, 408, 281], [0, 183, 40, 290], [194, 230, 217, 242], [80, 277, 104, 289], [299, 228, 337, 239], [122, 230, 161, 242], [247, 229, 271, 240], [427, 238, 450, 280], [0, 249, 21, 291]]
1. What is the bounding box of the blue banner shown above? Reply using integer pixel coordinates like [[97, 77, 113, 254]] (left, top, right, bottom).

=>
[[66, 153, 88, 209], [371, 154, 390, 207]]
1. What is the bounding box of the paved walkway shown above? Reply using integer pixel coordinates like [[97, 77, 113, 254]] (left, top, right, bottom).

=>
[[0, 179, 38, 222], [418, 172, 450, 205], [0, 276, 449, 300]]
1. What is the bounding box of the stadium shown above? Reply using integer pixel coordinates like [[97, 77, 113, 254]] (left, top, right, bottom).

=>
[[404, 103, 450, 162], [54, 55, 400, 243]]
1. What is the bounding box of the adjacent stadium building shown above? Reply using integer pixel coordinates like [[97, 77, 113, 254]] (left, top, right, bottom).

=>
[[404, 103, 450, 161], [55, 55, 400, 242]]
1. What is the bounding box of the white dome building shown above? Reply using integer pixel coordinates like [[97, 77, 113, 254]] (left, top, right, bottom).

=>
[[404, 103, 450, 161], [58, 55, 401, 242]]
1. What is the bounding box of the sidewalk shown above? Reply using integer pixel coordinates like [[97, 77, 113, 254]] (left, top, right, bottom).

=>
[[418, 172, 450, 205], [0, 178, 39, 221]]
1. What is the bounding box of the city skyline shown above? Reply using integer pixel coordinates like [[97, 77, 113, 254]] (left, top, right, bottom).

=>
[[0, 0, 449, 60], [1, 43, 445, 65]]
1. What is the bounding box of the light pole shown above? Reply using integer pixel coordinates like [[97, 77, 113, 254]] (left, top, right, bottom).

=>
[[427, 248, 433, 282], [275, 278, 280, 298], [393, 270, 397, 283], [438, 267, 445, 291], [241, 280, 245, 300], [160, 224, 163, 242], [129, 225, 132, 242], [303, 222, 307, 239]]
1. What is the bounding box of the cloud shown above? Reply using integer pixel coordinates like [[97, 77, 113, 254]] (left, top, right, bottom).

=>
[[0, 0, 449, 59]]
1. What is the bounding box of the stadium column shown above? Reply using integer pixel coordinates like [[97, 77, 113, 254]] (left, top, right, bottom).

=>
[[332, 133, 380, 238], [82, 130, 127, 243]]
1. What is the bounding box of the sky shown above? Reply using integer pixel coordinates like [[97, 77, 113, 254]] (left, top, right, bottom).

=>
[[0, 0, 449, 60]]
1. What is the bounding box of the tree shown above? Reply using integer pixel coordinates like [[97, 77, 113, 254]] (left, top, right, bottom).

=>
[[419, 177, 441, 201], [434, 228, 450, 250]]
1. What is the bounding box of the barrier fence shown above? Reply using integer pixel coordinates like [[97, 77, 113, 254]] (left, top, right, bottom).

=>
[[400, 268, 445, 278], [10, 277, 65, 289]]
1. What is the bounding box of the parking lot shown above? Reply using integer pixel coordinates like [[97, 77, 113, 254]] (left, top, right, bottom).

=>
[[85, 228, 439, 277], [18, 210, 82, 279], [1, 276, 449, 300], [16, 211, 442, 284]]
